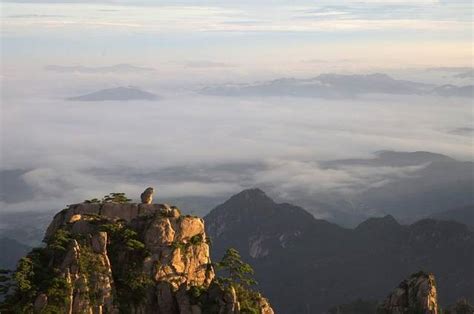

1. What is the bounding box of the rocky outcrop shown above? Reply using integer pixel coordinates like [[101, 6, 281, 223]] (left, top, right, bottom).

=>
[[6, 195, 273, 314], [45, 202, 177, 240], [378, 271, 439, 314], [141, 187, 154, 204]]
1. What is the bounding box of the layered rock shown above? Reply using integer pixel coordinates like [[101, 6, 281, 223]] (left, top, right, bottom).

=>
[[5, 199, 273, 314], [378, 271, 439, 314]]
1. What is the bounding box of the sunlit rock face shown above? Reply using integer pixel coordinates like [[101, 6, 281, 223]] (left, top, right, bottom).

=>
[[41, 202, 213, 313], [378, 271, 439, 314], [13, 198, 273, 314]]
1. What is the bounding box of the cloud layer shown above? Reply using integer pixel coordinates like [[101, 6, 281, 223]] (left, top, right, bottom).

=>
[[1, 66, 472, 216]]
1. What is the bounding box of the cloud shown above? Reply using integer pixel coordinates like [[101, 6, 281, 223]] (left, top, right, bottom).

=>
[[1, 68, 472, 215], [453, 70, 474, 79], [184, 61, 235, 68], [427, 67, 473, 72], [252, 159, 426, 198], [0, 0, 445, 4], [448, 127, 474, 136], [8, 14, 68, 18], [45, 64, 156, 74], [433, 85, 473, 97], [2, 1, 470, 36]]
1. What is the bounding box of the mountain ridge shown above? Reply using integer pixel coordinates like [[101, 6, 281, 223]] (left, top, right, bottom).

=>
[[202, 73, 473, 98], [67, 86, 160, 101], [205, 189, 474, 313]]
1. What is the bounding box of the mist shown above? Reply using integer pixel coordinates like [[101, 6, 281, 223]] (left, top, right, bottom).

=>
[[1, 0, 473, 218], [1, 65, 472, 217]]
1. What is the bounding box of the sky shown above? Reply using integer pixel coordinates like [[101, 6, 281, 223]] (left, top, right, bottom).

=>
[[0, 0, 473, 215], [1, 0, 472, 71]]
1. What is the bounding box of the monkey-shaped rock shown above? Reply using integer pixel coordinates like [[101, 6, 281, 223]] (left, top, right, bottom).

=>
[[141, 187, 154, 204]]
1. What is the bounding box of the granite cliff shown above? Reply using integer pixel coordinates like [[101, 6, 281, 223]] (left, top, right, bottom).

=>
[[1, 192, 273, 314], [378, 272, 439, 314], [330, 271, 449, 314]]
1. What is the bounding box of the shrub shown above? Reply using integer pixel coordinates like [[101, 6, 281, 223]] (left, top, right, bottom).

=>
[[99, 222, 150, 311], [102, 192, 131, 204], [216, 248, 256, 287], [215, 248, 261, 313], [47, 228, 73, 252], [84, 192, 131, 204]]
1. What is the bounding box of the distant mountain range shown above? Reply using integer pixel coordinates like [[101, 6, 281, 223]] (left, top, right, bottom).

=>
[[0, 238, 31, 269], [205, 189, 474, 313], [453, 69, 474, 79], [67, 86, 160, 101], [1, 151, 472, 229], [202, 73, 473, 98], [297, 151, 474, 226], [0, 210, 56, 247], [430, 204, 474, 228], [433, 84, 474, 97], [1, 186, 472, 311]]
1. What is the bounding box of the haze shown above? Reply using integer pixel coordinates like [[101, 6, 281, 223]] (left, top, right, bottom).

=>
[[1, 0, 472, 219]]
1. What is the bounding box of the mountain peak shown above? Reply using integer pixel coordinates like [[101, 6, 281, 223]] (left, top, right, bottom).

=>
[[207, 188, 315, 222], [207, 188, 278, 221], [230, 188, 272, 201], [67, 86, 159, 101], [355, 214, 401, 233], [205, 189, 320, 260], [375, 150, 455, 163]]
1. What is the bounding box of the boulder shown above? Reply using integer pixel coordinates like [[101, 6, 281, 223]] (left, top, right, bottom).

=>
[[175, 217, 205, 242]]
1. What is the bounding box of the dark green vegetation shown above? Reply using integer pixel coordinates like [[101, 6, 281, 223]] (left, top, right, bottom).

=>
[[0, 193, 270, 313], [85, 192, 131, 204], [0, 229, 76, 312], [216, 248, 262, 313], [0, 189, 147, 313], [205, 189, 474, 313], [188, 248, 265, 314], [171, 233, 208, 251], [99, 221, 151, 310], [0, 269, 14, 298], [328, 297, 474, 314], [444, 299, 474, 314], [0, 215, 152, 312], [328, 299, 379, 314]]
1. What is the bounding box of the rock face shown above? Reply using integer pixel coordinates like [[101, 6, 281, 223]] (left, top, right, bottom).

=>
[[378, 272, 439, 314], [141, 187, 154, 204], [6, 199, 273, 314]]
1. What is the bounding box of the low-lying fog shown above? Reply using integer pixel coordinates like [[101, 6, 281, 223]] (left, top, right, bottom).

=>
[[1, 65, 472, 223]]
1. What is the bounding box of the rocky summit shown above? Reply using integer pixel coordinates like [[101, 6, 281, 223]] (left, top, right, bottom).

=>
[[1, 194, 273, 314], [378, 272, 438, 314]]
